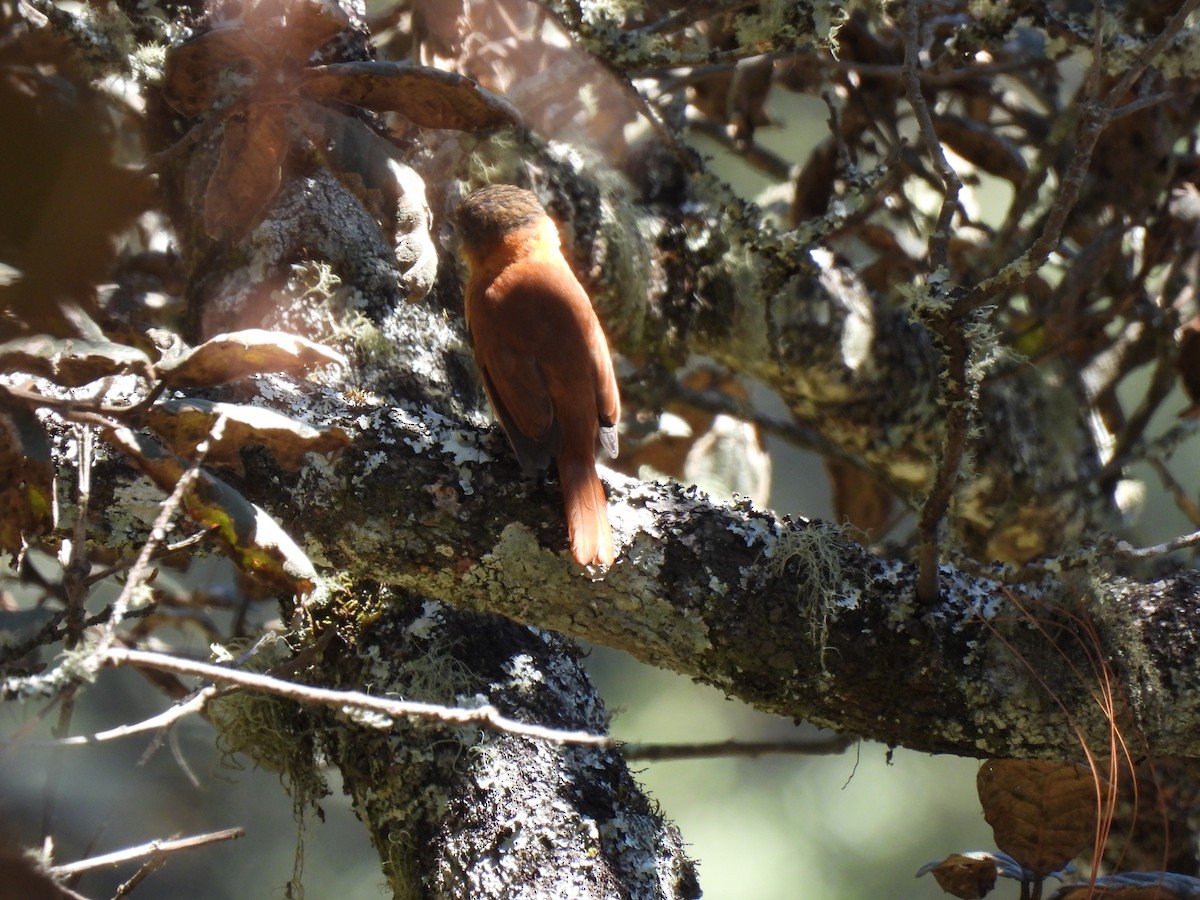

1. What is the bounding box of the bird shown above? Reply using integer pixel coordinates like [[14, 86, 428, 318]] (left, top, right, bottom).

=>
[[456, 184, 620, 567]]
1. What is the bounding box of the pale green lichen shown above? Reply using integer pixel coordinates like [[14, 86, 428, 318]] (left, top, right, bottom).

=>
[[767, 522, 848, 669]]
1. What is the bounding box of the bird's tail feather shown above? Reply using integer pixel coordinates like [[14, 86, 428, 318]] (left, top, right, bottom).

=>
[[560, 457, 615, 567]]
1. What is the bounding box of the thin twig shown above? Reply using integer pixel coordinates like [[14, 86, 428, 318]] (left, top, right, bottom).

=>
[[900, 0, 961, 270], [101, 646, 617, 747], [900, 0, 975, 603], [50, 829, 245, 878], [84, 530, 210, 586], [971, 0, 1200, 312], [95, 416, 228, 657], [0, 687, 219, 748], [621, 733, 856, 762], [112, 852, 168, 898], [1146, 458, 1200, 528], [914, 313, 972, 603], [1104, 528, 1200, 560]]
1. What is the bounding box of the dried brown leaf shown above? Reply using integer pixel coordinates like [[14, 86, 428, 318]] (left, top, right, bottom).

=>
[[146, 398, 350, 473], [977, 759, 1097, 878], [1176, 318, 1200, 417], [205, 106, 289, 241], [791, 138, 838, 223], [922, 854, 998, 899], [105, 426, 317, 595], [161, 27, 263, 118], [299, 61, 520, 131], [826, 458, 894, 540], [156, 329, 345, 388], [932, 115, 1028, 185], [0, 335, 152, 386]]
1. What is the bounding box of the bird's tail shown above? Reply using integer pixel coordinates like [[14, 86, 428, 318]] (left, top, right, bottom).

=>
[[559, 456, 615, 567]]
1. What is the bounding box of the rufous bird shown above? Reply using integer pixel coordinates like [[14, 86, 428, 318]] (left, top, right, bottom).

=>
[[456, 184, 620, 566]]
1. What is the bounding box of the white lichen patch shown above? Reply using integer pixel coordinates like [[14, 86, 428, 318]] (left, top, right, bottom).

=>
[[440, 429, 491, 465], [934, 565, 1006, 631], [725, 510, 779, 551], [501, 653, 545, 693]]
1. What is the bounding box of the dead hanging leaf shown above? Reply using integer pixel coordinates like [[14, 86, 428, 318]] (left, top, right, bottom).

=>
[[104, 426, 317, 595], [729, 56, 775, 147], [162, 0, 348, 117], [156, 329, 345, 387], [0, 399, 54, 558], [792, 137, 839, 223], [1175, 317, 1200, 417], [0, 335, 152, 386], [826, 458, 894, 541], [146, 398, 351, 474], [299, 61, 521, 131], [977, 759, 1098, 878], [205, 107, 289, 242], [932, 114, 1028, 185], [917, 853, 999, 899], [161, 27, 264, 118], [245, 0, 350, 67]]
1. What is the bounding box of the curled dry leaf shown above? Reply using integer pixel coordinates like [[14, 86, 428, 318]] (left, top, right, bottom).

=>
[[0, 400, 54, 558], [146, 398, 351, 474], [104, 426, 317, 595], [917, 853, 999, 899], [825, 457, 894, 540], [156, 329, 345, 388], [205, 107, 290, 241], [1175, 317, 1200, 417], [931, 114, 1028, 185], [161, 26, 264, 118], [299, 61, 521, 131], [977, 759, 1098, 879], [0, 335, 152, 387]]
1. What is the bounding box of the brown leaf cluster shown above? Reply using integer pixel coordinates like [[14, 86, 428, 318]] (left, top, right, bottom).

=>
[[159, 0, 518, 242], [0, 327, 346, 595]]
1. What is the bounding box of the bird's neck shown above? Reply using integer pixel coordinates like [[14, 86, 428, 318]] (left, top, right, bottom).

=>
[[469, 216, 562, 281]]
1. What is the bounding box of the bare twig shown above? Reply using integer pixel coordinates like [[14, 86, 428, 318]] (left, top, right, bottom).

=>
[[101, 646, 617, 747], [0, 687, 219, 748], [900, 0, 961, 270], [1103, 528, 1200, 561], [112, 853, 168, 898], [1147, 458, 1200, 528], [900, 0, 978, 603], [95, 415, 228, 657], [84, 530, 210, 587], [621, 733, 855, 762], [914, 309, 972, 604], [50, 828, 245, 878], [972, 0, 1200, 311]]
